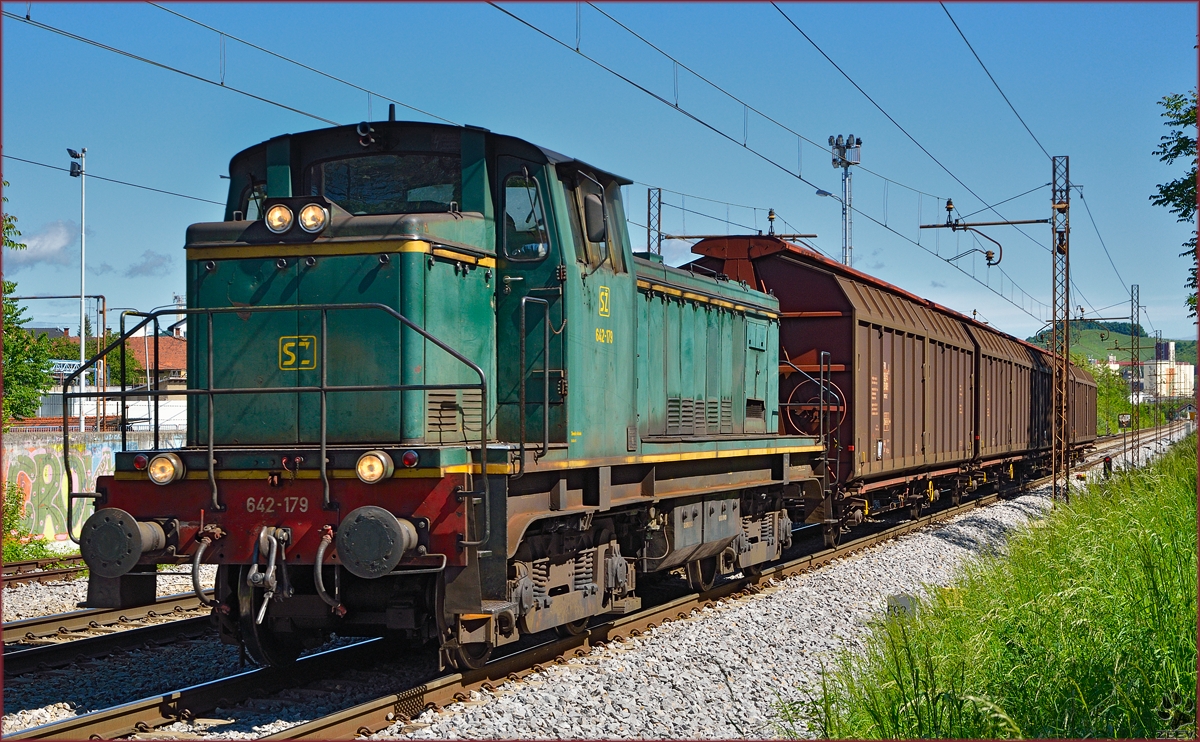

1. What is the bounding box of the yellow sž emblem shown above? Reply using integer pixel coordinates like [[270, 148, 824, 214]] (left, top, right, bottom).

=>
[[598, 285, 610, 317], [279, 336, 317, 370]]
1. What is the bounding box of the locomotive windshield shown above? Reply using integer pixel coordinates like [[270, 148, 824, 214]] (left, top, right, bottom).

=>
[[306, 153, 461, 215]]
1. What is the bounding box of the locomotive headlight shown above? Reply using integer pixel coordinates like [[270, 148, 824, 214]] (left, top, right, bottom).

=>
[[298, 203, 328, 233], [147, 453, 185, 485], [356, 450, 394, 484], [265, 204, 293, 233]]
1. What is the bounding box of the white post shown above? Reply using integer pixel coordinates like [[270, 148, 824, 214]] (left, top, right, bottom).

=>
[[78, 148, 87, 432]]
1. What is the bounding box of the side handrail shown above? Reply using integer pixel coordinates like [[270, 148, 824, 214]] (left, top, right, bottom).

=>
[[515, 296, 551, 479], [60, 302, 493, 550]]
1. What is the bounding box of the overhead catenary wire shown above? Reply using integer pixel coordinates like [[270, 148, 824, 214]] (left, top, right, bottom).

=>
[[492, 2, 1049, 321], [145, 2, 459, 126], [1074, 187, 1129, 294], [587, 2, 944, 201], [3, 155, 225, 206], [958, 182, 1049, 219], [1, 11, 339, 126], [12, 7, 797, 266], [768, 2, 1060, 261], [940, 3, 1051, 160]]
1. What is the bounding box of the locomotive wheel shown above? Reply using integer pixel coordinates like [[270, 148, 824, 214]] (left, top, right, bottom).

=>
[[237, 565, 304, 667], [555, 617, 590, 638], [685, 557, 718, 592], [451, 642, 492, 670], [742, 563, 764, 578]]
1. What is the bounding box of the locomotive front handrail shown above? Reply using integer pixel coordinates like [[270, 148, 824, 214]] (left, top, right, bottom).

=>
[[61, 302, 491, 549]]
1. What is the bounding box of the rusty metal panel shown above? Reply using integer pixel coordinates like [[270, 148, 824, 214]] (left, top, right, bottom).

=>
[[1070, 365, 1098, 443]]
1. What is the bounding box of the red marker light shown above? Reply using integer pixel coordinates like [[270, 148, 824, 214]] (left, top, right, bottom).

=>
[[401, 450, 419, 468], [133, 454, 149, 471]]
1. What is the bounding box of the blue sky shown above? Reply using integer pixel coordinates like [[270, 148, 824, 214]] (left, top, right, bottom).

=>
[[3, 2, 1196, 343]]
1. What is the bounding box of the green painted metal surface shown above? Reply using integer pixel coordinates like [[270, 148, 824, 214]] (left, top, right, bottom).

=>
[[186, 120, 808, 459]]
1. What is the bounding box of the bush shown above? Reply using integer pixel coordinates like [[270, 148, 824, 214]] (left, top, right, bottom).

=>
[[2, 480, 56, 562], [784, 435, 1197, 739]]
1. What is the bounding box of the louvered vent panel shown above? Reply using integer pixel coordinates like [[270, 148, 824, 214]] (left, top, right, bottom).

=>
[[427, 391, 459, 433], [707, 397, 720, 433], [720, 397, 733, 434], [460, 389, 482, 434], [679, 398, 695, 436], [666, 397, 683, 435]]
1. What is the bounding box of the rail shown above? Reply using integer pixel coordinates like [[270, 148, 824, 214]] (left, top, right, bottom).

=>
[[59, 303, 490, 549]]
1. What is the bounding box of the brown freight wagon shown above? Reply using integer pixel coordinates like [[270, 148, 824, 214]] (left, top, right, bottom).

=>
[[689, 235, 1097, 542]]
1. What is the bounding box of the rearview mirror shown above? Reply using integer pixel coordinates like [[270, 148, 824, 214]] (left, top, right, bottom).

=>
[[583, 193, 607, 243]]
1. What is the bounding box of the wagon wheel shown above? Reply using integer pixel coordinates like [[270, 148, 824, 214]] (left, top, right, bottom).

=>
[[555, 617, 591, 638], [742, 563, 764, 578], [822, 523, 841, 548], [785, 378, 847, 436], [237, 565, 304, 667], [685, 557, 718, 592]]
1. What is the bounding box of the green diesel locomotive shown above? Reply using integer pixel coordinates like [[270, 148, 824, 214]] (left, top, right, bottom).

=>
[[76, 120, 825, 669]]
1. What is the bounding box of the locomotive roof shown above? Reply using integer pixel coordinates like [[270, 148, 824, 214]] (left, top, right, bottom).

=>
[[227, 121, 632, 186]]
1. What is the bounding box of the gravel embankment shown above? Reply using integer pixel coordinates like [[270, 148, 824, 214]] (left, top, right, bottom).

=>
[[370, 492, 1052, 739], [2, 565, 219, 623]]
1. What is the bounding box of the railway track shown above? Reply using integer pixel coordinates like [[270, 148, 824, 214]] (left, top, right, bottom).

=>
[[2, 557, 86, 588], [2, 593, 212, 677], [5, 424, 1186, 740]]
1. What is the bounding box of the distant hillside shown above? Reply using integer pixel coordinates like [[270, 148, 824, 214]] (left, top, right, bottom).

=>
[[1028, 325, 1196, 364]]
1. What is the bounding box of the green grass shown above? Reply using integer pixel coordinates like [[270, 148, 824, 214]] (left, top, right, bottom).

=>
[[780, 435, 1198, 739]]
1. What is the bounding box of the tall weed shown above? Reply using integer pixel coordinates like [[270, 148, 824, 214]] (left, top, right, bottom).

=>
[[784, 436, 1198, 738]]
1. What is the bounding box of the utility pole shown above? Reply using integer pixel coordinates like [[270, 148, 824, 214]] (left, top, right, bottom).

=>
[[68, 147, 87, 432], [828, 134, 860, 267], [1154, 329, 1163, 429], [646, 187, 662, 255], [1130, 284, 1140, 467], [1050, 156, 1070, 503]]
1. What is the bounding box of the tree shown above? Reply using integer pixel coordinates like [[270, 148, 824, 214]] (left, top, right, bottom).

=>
[[2, 182, 54, 426], [45, 331, 144, 386], [1150, 88, 1198, 318]]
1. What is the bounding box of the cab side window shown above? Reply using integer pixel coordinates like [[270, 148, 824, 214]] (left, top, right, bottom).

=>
[[566, 171, 626, 273], [503, 171, 550, 262]]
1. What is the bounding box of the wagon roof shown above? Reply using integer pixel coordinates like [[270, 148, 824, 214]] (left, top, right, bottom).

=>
[[690, 235, 1069, 362]]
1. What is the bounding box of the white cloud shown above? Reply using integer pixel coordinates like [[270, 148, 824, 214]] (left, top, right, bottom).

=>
[[124, 250, 173, 278], [930, 280, 946, 288], [4, 220, 77, 272], [89, 262, 114, 275]]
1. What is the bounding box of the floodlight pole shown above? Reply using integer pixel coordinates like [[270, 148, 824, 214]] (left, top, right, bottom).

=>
[[69, 147, 87, 431]]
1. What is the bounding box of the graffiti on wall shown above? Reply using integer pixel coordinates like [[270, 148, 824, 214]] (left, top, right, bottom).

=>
[[3, 433, 185, 540]]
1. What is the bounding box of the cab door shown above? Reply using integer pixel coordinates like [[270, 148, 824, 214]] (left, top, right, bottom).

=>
[[494, 158, 567, 447], [562, 171, 637, 460]]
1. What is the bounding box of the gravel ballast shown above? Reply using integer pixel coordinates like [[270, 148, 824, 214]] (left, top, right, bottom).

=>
[[2, 565, 218, 623]]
